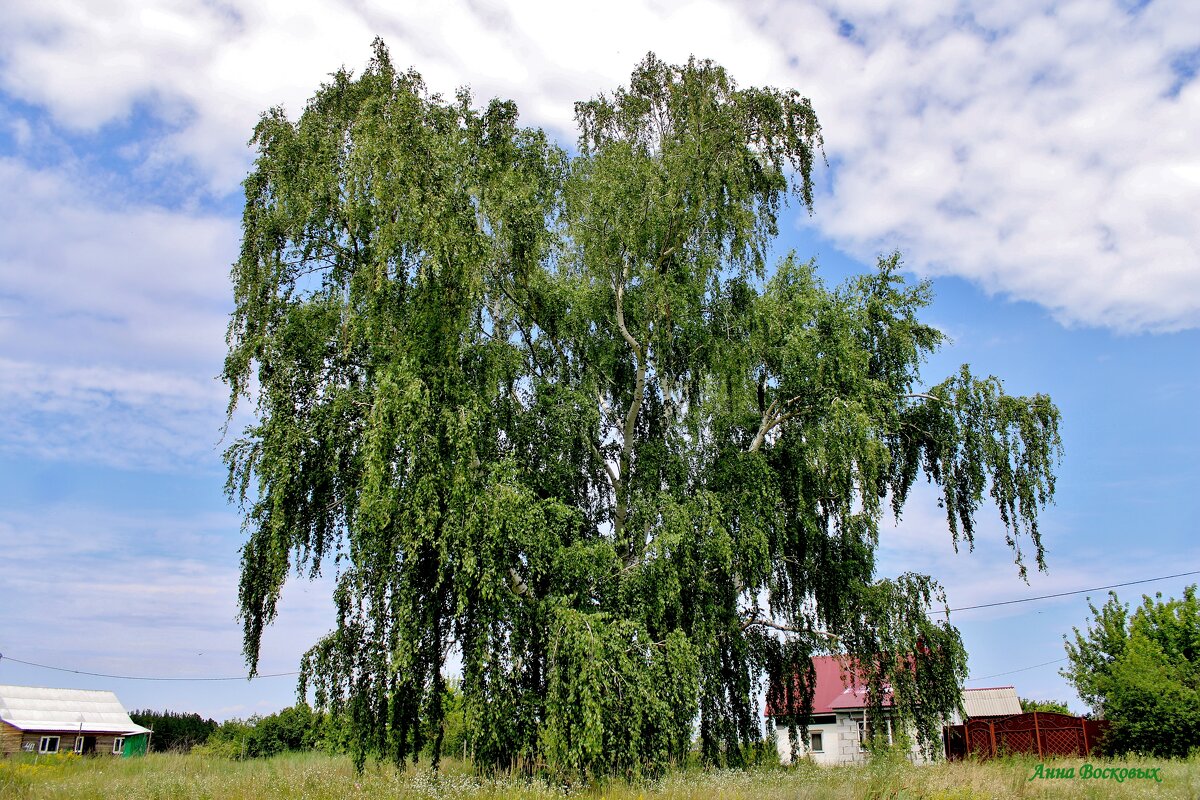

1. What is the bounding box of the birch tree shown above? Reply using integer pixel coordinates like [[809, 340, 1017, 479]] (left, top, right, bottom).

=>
[[224, 41, 1062, 778]]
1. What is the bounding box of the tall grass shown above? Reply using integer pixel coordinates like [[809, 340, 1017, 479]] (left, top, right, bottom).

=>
[[2, 750, 1197, 799]]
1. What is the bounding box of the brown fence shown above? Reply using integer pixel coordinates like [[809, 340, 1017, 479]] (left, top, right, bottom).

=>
[[944, 712, 1108, 760]]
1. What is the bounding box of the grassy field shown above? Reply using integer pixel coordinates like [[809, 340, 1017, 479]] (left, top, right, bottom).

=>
[[2, 751, 1197, 799]]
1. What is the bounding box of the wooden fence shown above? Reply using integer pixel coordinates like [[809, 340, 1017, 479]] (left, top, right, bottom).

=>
[[944, 712, 1108, 760]]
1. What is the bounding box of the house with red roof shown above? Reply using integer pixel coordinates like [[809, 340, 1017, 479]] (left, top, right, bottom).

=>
[[767, 656, 936, 765], [768, 657, 1027, 765]]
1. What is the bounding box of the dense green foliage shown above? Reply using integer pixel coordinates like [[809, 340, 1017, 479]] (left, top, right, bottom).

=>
[[1063, 585, 1200, 757], [1018, 698, 1072, 715], [129, 710, 219, 753], [224, 41, 1062, 779], [199, 705, 325, 759]]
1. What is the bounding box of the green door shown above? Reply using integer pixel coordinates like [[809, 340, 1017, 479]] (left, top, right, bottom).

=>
[[121, 733, 149, 757]]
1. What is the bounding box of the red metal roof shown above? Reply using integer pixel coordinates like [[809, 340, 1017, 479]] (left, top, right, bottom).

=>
[[811, 656, 857, 713], [767, 655, 893, 716]]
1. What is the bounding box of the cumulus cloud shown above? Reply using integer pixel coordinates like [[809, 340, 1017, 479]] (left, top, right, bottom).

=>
[[4, 0, 1197, 330], [0, 0, 790, 185], [767, 0, 1200, 331]]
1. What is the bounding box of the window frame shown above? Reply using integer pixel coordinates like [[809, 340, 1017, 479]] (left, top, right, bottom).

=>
[[73, 736, 84, 754], [38, 735, 60, 754], [857, 717, 894, 750], [112, 736, 125, 755], [809, 730, 824, 753]]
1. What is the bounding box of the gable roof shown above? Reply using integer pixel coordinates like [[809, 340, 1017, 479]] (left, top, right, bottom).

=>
[[770, 658, 1016, 718], [961, 686, 1021, 718], [813, 656, 873, 713], [0, 685, 151, 734], [767, 656, 893, 716]]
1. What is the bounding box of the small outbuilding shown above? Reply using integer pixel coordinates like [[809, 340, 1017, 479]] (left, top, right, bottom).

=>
[[0, 684, 151, 757], [953, 685, 1023, 723]]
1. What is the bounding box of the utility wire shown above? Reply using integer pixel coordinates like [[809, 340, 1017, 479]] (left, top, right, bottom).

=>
[[965, 658, 1068, 683], [0, 653, 297, 682], [2, 570, 1196, 683], [956, 571, 1200, 687], [946, 569, 1200, 613]]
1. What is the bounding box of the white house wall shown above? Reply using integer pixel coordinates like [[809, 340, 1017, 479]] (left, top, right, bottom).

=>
[[775, 712, 934, 766], [774, 720, 842, 766]]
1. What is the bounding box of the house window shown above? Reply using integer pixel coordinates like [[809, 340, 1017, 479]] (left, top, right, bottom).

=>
[[38, 735, 60, 754], [112, 737, 125, 755], [858, 718, 894, 749], [809, 731, 823, 752], [74, 736, 84, 754]]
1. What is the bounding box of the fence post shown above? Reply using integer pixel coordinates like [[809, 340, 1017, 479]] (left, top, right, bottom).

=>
[[988, 721, 997, 758], [1033, 712, 1042, 758]]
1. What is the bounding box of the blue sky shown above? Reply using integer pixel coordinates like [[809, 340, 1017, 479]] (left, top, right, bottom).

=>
[[1, 0, 1197, 721]]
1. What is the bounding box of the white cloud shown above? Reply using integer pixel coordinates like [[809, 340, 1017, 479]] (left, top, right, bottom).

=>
[[0, 157, 240, 469], [1, 0, 796, 186], [0, 158, 235, 370], [0, 0, 1197, 482], [5, 0, 1197, 329], [776, 0, 1200, 331], [0, 357, 228, 469]]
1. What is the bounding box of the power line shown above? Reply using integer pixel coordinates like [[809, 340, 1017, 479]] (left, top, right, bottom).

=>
[[956, 570, 1200, 688], [947, 569, 1200, 614], [3, 570, 1196, 684], [0, 653, 297, 682], [965, 658, 1068, 683]]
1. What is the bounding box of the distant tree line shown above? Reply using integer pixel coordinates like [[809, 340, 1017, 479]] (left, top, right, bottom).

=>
[[129, 709, 219, 752], [131, 684, 468, 761], [1017, 698, 1072, 715]]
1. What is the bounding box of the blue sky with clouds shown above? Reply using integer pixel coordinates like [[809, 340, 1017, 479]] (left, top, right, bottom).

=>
[[1, 0, 1197, 721]]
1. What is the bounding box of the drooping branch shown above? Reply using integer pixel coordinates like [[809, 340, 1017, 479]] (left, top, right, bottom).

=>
[[740, 615, 839, 642]]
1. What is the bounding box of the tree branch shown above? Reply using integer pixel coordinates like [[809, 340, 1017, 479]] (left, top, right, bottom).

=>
[[613, 259, 646, 556], [589, 438, 620, 494], [613, 260, 642, 359], [740, 615, 839, 641], [748, 392, 818, 452]]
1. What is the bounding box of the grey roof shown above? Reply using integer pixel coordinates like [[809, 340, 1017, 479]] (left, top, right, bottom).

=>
[[0, 684, 151, 735], [962, 686, 1022, 718]]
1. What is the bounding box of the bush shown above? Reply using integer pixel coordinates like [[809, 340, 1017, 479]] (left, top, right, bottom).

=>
[[198, 705, 322, 759]]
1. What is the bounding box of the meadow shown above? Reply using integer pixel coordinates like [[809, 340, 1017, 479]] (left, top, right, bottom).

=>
[[2, 751, 1196, 800]]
